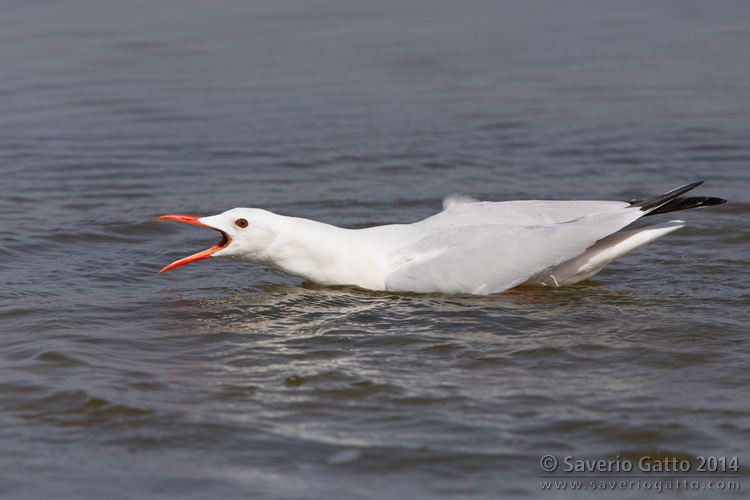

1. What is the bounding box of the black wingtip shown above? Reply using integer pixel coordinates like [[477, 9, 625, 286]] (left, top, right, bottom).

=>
[[631, 181, 705, 213], [644, 196, 727, 216], [628, 181, 728, 216]]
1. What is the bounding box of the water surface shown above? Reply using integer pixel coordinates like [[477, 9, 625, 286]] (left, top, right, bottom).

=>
[[1, 1, 749, 498]]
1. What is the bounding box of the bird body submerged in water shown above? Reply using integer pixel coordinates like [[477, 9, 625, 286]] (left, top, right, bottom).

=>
[[156, 182, 725, 295]]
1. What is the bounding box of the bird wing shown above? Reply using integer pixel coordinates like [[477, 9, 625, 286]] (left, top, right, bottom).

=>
[[527, 220, 686, 286], [423, 199, 630, 228], [385, 206, 644, 294]]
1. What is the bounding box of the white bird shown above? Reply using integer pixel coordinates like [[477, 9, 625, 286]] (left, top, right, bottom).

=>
[[155, 182, 725, 295]]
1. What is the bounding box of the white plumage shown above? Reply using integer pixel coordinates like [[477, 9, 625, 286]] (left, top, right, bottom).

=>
[[156, 182, 724, 295]]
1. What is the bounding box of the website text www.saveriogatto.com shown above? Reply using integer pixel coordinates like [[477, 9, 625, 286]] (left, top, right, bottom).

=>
[[539, 454, 741, 493]]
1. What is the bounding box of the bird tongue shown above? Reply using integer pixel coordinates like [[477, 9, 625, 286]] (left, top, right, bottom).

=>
[[154, 214, 231, 273]]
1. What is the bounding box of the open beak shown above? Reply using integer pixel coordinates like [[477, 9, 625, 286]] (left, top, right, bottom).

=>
[[154, 214, 231, 273]]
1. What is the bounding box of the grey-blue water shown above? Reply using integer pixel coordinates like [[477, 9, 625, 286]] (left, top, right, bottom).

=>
[[1, 1, 748, 498]]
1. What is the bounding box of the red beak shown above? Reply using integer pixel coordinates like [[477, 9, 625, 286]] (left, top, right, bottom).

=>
[[154, 214, 231, 273]]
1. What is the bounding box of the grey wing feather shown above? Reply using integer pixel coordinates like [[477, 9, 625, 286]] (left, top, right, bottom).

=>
[[386, 206, 644, 295], [426, 199, 630, 227]]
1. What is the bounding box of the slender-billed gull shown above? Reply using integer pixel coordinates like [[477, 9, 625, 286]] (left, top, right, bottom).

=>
[[155, 182, 725, 295]]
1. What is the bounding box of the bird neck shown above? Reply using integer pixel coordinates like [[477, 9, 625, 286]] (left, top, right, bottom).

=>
[[262, 216, 390, 290]]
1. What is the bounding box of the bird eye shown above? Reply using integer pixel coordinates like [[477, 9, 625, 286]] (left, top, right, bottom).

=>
[[235, 218, 248, 228]]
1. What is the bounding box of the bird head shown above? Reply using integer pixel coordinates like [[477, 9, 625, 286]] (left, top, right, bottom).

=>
[[155, 208, 275, 273]]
